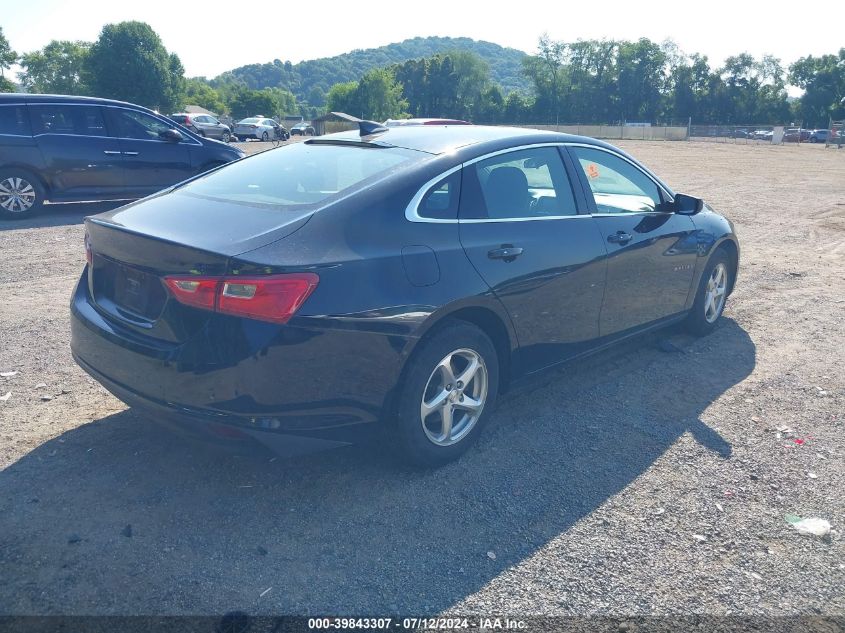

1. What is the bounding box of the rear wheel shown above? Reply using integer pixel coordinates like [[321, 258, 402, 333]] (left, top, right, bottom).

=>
[[394, 321, 499, 467], [0, 169, 45, 220], [685, 248, 732, 336]]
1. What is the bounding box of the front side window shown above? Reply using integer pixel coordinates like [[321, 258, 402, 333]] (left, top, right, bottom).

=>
[[460, 147, 577, 220], [110, 109, 174, 140], [175, 142, 423, 210], [0, 105, 31, 136], [30, 105, 106, 137], [571, 147, 663, 214]]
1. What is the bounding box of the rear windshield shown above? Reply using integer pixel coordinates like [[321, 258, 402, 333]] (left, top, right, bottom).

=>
[[239, 118, 260, 124], [174, 142, 424, 210]]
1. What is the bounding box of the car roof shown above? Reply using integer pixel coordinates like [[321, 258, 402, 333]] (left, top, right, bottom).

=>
[[320, 125, 613, 156], [0, 93, 152, 110]]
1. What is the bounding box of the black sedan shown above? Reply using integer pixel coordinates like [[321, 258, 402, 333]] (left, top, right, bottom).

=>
[[71, 124, 739, 466]]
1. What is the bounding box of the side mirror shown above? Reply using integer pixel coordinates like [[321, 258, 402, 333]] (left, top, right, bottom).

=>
[[160, 128, 183, 142], [673, 193, 704, 215]]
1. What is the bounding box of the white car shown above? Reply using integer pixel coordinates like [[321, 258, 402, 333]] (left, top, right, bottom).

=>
[[234, 117, 287, 141]]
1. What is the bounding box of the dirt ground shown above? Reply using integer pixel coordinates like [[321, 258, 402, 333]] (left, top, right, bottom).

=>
[[0, 140, 843, 617]]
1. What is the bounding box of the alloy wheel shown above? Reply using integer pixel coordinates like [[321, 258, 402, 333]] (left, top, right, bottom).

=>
[[704, 262, 728, 323], [420, 348, 488, 446], [0, 177, 36, 214]]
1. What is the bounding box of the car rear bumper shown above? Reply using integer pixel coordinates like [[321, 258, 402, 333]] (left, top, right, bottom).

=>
[[70, 272, 407, 440]]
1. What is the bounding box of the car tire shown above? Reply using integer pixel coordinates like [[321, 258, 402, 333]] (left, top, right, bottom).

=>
[[198, 130, 206, 137], [222, 131, 231, 143], [685, 247, 732, 336], [393, 321, 499, 467], [261, 131, 269, 142], [0, 168, 46, 220]]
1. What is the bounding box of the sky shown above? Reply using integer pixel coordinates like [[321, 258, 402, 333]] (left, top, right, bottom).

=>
[[3, 0, 843, 86]]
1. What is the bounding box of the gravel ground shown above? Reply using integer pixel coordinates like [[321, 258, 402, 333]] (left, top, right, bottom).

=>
[[0, 140, 843, 617]]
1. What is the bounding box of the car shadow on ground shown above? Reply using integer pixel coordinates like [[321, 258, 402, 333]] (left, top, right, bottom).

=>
[[0, 200, 129, 230], [0, 319, 754, 616]]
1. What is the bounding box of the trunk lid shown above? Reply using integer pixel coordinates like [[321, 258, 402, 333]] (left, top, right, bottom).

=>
[[85, 191, 313, 341]]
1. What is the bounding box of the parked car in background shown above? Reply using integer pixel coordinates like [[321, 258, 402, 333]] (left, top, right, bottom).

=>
[[0, 94, 244, 219], [72, 124, 739, 466], [290, 121, 315, 136], [782, 128, 811, 142], [808, 129, 832, 143], [234, 117, 288, 141], [384, 118, 471, 127], [731, 129, 749, 138], [169, 113, 232, 142], [750, 129, 773, 141]]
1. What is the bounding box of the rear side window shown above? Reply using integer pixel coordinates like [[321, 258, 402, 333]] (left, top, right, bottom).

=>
[[109, 109, 173, 140], [30, 105, 107, 137], [417, 171, 461, 220], [460, 147, 578, 220], [0, 105, 31, 136], [175, 142, 423, 210]]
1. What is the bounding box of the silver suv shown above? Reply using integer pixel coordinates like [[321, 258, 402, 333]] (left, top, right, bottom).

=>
[[169, 113, 232, 142]]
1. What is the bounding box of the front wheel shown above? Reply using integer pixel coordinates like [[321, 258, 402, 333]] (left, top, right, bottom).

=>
[[0, 169, 45, 220], [261, 131, 269, 142], [221, 130, 231, 143], [394, 321, 499, 467], [685, 248, 732, 336]]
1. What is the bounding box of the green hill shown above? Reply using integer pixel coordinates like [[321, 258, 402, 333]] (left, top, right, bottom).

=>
[[212, 36, 530, 104]]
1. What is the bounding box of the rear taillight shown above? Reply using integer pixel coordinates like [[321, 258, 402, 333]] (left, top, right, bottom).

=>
[[163, 277, 219, 310], [163, 273, 319, 324], [84, 231, 92, 265]]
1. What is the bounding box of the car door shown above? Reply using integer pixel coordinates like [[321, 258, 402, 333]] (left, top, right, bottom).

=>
[[104, 107, 196, 196], [567, 145, 698, 336], [28, 103, 124, 200], [458, 145, 608, 372]]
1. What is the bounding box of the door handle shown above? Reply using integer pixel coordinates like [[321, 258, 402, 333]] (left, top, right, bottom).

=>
[[488, 245, 524, 261], [607, 231, 632, 244], [103, 150, 121, 155], [122, 151, 140, 156]]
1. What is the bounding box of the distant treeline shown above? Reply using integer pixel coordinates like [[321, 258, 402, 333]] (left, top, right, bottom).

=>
[[2, 25, 843, 128]]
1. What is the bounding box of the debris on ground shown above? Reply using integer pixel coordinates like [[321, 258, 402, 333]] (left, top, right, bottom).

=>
[[785, 515, 832, 537], [121, 524, 132, 538], [0, 371, 17, 377], [0, 392, 10, 402], [657, 339, 685, 354], [487, 551, 497, 560]]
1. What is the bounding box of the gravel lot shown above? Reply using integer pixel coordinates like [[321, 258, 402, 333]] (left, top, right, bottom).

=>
[[0, 139, 843, 617]]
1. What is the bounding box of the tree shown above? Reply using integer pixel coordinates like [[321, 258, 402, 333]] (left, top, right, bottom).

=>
[[616, 38, 666, 122], [523, 34, 566, 124], [326, 81, 358, 114], [0, 26, 17, 91], [0, 27, 16, 76], [18, 41, 91, 95], [354, 68, 408, 120], [326, 70, 408, 120], [183, 78, 226, 113], [227, 87, 296, 119], [86, 21, 185, 111], [789, 49, 845, 127]]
